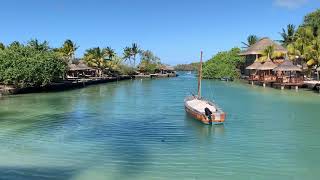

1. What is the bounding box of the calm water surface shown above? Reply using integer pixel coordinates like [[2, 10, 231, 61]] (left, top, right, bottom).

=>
[[1, 73, 320, 180]]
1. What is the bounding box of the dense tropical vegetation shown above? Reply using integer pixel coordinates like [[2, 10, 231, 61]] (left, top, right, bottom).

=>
[[0, 43, 5, 50], [280, 9, 320, 72], [0, 40, 67, 87], [138, 50, 161, 74], [0, 39, 164, 88], [83, 44, 163, 75], [55, 39, 79, 63], [174, 63, 199, 71], [203, 48, 244, 79], [279, 24, 296, 46], [83, 47, 111, 76]]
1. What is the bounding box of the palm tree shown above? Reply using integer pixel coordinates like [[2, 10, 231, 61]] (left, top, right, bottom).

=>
[[123, 47, 131, 61], [138, 50, 162, 74], [264, 45, 275, 57], [0, 43, 5, 50], [83, 47, 108, 77], [309, 39, 320, 80], [27, 39, 50, 51], [105, 46, 116, 61], [59, 40, 79, 64], [257, 45, 286, 62], [105, 55, 122, 73], [306, 38, 320, 66], [123, 47, 132, 65], [287, 26, 314, 64], [257, 45, 274, 62], [242, 35, 259, 48], [131, 43, 141, 67], [279, 24, 296, 46]]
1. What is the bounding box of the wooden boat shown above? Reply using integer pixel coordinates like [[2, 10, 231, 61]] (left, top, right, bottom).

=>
[[184, 51, 226, 125]]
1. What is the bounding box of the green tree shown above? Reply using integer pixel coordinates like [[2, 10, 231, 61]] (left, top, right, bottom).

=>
[[27, 39, 50, 51], [83, 47, 108, 76], [105, 46, 116, 61], [242, 35, 259, 48], [279, 24, 296, 46], [123, 47, 132, 65], [0, 43, 5, 50], [138, 50, 161, 74], [257, 45, 286, 62], [8, 41, 23, 49], [131, 43, 141, 67], [0, 42, 67, 87], [174, 63, 198, 71], [203, 48, 244, 79], [57, 39, 79, 63], [303, 9, 320, 37], [287, 26, 315, 65]]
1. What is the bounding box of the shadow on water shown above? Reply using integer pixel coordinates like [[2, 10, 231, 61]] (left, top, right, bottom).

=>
[[76, 113, 196, 179], [0, 110, 19, 120], [0, 112, 80, 137], [0, 166, 76, 180]]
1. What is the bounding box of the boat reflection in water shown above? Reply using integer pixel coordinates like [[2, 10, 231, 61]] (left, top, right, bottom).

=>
[[184, 114, 225, 139]]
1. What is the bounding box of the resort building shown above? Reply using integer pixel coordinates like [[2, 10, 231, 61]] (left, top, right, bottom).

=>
[[256, 57, 278, 85], [157, 65, 176, 74], [239, 37, 287, 75], [67, 61, 96, 79], [273, 59, 303, 89]]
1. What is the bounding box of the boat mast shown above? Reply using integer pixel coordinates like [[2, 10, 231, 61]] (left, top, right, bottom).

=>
[[197, 51, 203, 98]]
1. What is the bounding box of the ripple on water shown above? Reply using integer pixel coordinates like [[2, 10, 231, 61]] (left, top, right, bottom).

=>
[[0, 75, 320, 179]]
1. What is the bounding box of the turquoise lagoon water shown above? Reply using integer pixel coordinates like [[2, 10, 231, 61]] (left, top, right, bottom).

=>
[[0, 73, 320, 179]]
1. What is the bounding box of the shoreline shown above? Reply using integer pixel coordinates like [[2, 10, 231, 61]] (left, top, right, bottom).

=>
[[0, 75, 133, 96], [134, 73, 177, 79], [0, 73, 179, 96]]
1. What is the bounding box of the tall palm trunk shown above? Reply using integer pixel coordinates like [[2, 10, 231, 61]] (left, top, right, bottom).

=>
[[133, 55, 136, 67]]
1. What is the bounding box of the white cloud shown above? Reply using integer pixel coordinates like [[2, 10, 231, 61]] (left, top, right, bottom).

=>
[[274, 0, 308, 9]]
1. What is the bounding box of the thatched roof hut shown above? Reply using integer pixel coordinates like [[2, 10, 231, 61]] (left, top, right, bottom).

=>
[[164, 66, 175, 71], [239, 37, 287, 56], [246, 61, 261, 70], [257, 58, 278, 70], [273, 60, 301, 72], [158, 64, 174, 71], [68, 64, 78, 71], [68, 61, 94, 71]]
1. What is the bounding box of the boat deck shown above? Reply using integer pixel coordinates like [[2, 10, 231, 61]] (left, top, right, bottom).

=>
[[186, 99, 216, 113]]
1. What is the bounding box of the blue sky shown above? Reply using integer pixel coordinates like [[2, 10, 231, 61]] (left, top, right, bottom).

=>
[[0, 0, 319, 64]]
